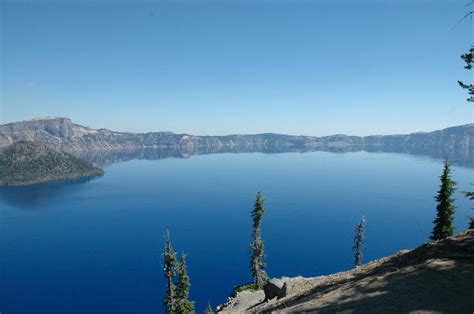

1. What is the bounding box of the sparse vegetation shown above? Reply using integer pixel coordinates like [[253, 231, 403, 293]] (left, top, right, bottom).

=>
[[231, 282, 261, 298]]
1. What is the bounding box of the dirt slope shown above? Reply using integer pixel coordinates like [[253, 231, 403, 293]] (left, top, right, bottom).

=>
[[219, 230, 474, 313]]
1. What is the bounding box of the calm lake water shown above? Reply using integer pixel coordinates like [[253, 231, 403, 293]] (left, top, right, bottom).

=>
[[0, 151, 472, 313]]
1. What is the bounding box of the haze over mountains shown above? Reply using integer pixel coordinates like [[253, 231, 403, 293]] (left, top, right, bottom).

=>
[[0, 117, 472, 167]]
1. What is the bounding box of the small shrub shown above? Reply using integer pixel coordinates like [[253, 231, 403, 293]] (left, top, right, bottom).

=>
[[231, 282, 261, 298]]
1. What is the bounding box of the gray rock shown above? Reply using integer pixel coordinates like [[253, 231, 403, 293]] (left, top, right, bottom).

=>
[[264, 277, 288, 300]]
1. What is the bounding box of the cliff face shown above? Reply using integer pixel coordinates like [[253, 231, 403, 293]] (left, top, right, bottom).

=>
[[0, 118, 472, 166], [0, 118, 350, 152], [218, 230, 474, 313]]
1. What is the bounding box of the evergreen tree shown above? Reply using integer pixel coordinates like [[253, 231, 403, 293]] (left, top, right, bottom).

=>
[[458, 47, 474, 102], [175, 253, 195, 314], [456, 3, 473, 102], [353, 216, 366, 267], [204, 303, 214, 314], [463, 191, 474, 229], [250, 192, 268, 287], [163, 230, 178, 314], [431, 159, 457, 240]]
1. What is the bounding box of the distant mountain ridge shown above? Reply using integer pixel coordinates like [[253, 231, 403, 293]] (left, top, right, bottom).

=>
[[0, 118, 472, 166]]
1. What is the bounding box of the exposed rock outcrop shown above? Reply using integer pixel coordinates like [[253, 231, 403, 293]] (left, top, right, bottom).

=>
[[263, 277, 289, 300]]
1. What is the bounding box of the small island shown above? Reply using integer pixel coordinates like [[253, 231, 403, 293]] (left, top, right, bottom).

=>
[[0, 141, 104, 186]]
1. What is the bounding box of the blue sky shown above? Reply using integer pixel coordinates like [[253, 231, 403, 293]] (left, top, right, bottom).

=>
[[0, 0, 472, 136]]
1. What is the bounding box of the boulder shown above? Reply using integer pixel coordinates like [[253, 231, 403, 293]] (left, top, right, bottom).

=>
[[264, 277, 288, 300]]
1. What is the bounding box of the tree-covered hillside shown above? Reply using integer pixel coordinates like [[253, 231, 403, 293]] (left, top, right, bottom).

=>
[[0, 141, 104, 186]]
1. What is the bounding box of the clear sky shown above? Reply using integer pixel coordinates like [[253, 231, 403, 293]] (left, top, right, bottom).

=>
[[0, 0, 472, 136]]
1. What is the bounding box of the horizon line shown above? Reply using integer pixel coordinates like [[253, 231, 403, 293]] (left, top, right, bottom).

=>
[[0, 116, 472, 139]]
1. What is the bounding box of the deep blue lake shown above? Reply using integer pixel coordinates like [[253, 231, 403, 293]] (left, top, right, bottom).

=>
[[0, 151, 472, 313]]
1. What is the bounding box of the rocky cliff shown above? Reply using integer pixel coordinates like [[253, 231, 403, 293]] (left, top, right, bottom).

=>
[[0, 118, 472, 166], [218, 230, 474, 313]]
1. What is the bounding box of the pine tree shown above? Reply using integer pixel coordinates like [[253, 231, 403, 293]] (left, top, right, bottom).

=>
[[204, 303, 214, 314], [458, 47, 474, 102], [163, 230, 178, 314], [250, 191, 268, 287], [463, 191, 474, 229], [353, 216, 366, 267], [431, 159, 457, 240], [175, 253, 195, 314]]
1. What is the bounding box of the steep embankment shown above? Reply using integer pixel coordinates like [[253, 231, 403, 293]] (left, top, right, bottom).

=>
[[0, 141, 104, 185], [0, 118, 472, 159], [218, 230, 474, 313]]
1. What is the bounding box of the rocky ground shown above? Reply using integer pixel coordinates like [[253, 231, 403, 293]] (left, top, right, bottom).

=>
[[218, 230, 474, 313]]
